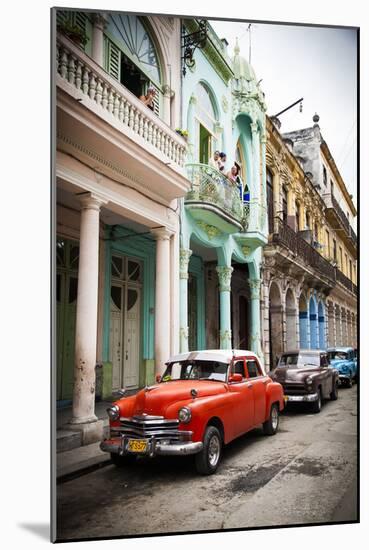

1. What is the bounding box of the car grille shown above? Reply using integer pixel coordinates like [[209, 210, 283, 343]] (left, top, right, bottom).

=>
[[283, 383, 308, 395], [114, 414, 182, 440]]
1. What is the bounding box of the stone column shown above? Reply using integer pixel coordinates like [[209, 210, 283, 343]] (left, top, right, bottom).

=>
[[162, 85, 173, 127], [91, 13, 107, 67], [70, 193, 107, 444], [250, 122, 260, 231], [249, 279, 262, 357], [152, 228, 173, 375], [179, 248, 192, 353], [262, 276, 271, 371], [216, 266, 233, 349], [260, 133, 267, 235]]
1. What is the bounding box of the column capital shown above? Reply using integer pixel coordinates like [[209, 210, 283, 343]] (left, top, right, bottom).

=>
[[151, 227, 174, 241], [248, 278, 261, 299], [216, 266, 233, 292], [78, 192, 108, 211], [250, 121, 259, 135], [91, 12, 108, 30], [179, 248, 192, 279]]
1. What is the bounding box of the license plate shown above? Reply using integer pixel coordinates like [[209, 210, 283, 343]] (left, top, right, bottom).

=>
[[127, 439, 148, 453]]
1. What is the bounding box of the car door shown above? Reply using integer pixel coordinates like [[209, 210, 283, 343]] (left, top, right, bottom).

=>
[[245, 358, 267, 427], [227, 358, 254, 439]]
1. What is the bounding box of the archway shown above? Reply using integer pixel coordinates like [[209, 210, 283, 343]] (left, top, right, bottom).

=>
[[347, 309, 352, 346], [335, 304, 342, 345], [269, 282, 283, 368], [318, 301, 326, 349], [327, 301, 335, 347], [286, 288, 297, 349], [341, 308, 347, 345], [299, 293, 309, 349], [309, 296, 318, 349]]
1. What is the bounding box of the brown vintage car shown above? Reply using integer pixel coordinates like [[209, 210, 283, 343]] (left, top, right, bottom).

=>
[[270, 349, 339, 413]]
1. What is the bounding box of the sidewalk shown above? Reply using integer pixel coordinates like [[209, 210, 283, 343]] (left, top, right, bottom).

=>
[[56, 400, 112, 480]]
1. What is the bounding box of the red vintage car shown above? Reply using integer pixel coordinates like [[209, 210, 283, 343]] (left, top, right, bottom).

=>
[[100, 350, 285, 475]]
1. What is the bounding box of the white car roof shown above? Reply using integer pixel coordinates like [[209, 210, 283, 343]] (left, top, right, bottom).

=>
[[166, 349, 263, 371]]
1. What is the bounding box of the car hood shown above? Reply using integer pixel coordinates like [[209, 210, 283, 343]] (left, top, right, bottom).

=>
[[129, 380, 227, 416], [273, 366, 318, 383], [329, 359, 349, 370]]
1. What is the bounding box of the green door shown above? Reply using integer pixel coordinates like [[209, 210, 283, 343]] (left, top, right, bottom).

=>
[[56, 238, 79, 401]]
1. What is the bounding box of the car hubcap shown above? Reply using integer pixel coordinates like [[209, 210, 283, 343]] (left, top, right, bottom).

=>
[[208, 435, 220, 467], [271, 407, 278, 430]]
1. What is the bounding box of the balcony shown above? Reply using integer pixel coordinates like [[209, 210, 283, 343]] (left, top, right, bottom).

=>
[[336, 269, 358, 296], [56, 34, 190, 203], [324, 193, 357, 254], [272, 221, 336, 285]]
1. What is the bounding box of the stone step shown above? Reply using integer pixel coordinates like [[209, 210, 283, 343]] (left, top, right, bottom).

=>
[[57, 429, 82, 453]]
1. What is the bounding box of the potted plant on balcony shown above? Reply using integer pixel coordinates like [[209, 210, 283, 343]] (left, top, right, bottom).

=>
[[57, 19, 89, 48], [175, 128, 189, 140]]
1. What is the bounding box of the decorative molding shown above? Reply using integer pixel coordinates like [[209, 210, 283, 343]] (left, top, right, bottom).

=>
[[216, 266, 234, 292], [241, 245, 251, 257], [179, 248, 192, 279], [151, 227, 173, 240], [221, 95, 229, 113], [162, 84, 175, 98], [196, 220, 221, 240], [249, 278, 261, 299], [180, 327, 189, 340]]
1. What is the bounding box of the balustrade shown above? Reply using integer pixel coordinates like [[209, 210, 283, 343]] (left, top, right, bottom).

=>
[[56, 35, 187, 168]]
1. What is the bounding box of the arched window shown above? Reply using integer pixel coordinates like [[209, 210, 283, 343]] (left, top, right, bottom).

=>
[[104, 14, 162, 114], [194, 83, 217, 164], [236, 141, 250, 202]]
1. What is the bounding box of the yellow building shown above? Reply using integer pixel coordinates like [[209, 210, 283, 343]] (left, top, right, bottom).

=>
[[262, 114, 357, 370]]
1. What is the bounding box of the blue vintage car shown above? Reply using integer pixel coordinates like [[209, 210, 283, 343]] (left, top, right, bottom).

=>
[[327, 347, 357, 387]]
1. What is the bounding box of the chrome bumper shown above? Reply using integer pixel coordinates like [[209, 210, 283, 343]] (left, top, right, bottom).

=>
[[100, 436, 203, 457], [338, 374, 351, 381], [284, 392, 318, 403]]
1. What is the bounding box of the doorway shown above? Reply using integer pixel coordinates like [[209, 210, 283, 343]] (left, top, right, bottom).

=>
[[109, 254, 142, 390]]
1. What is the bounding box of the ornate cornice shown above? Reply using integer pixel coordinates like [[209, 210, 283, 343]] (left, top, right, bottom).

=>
[[196, 221, 221, 240]]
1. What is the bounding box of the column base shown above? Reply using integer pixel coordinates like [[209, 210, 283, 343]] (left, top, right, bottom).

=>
[[68, 418, 104, 446]]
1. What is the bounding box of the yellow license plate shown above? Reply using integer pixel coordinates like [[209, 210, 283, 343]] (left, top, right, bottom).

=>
[[127, 439, 148, 453]]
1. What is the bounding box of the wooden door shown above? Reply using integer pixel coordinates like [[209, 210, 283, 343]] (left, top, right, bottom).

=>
[[124, 287, 140, 388], [110, 285, 124, 390]]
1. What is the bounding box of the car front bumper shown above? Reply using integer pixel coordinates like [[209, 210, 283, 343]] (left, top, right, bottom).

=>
[[338, 374, 351, 382], [100, 436, 203, 457], [284, 392, 319, 403]]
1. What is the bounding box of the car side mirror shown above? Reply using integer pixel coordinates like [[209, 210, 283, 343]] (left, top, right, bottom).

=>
[[229, 373, 243, 383], [155, 374, 161, 383]]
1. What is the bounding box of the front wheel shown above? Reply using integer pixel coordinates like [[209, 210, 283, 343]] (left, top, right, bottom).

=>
[[263, 403, 279, 435], [195, 426, 222, 475]]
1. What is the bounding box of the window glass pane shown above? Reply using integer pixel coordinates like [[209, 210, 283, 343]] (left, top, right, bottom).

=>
[[233, 360, 245, 377], [128, 260, 141, 281], [111, 286, 122, 309], [111, 255, 123, 278], [68, 277, 78, 303], [247, 360, 260, 378], [69, 245, 79, 269], [56, 239, 65, 266], [195, 83, 216, 131], [127, 289, 138, 311]]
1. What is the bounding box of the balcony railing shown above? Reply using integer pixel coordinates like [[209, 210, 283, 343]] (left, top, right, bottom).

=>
[[324, 193, 357, 250], [56, 35, 187, 168], [336, 269, 358, 295], [272, 221, 336, 283], [185, 163, 245, 224]]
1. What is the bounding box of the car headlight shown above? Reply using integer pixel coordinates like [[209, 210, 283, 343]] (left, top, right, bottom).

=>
[[178, 406, 192, 424], [107, 405, 120, 421], [306, 376, 313, 385]]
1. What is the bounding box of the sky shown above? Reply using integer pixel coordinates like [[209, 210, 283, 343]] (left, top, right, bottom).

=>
[[211, 19, 357, 206]]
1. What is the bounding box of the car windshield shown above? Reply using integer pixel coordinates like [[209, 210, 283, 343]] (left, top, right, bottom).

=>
[[161, 360, 228, 382], [279, 353, 320, 368], [327, 351, 348, 360]]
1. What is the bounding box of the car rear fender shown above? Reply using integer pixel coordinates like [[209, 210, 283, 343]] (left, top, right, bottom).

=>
[[265, 381, 284, 418]]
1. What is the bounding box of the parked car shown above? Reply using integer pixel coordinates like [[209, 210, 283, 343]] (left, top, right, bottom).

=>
[[270, 349, 339, 413], [327, 347, 357, 387], [100, 350, 284, 475]]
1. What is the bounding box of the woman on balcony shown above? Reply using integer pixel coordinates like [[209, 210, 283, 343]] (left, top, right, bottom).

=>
[[139, 86, 156, 111]]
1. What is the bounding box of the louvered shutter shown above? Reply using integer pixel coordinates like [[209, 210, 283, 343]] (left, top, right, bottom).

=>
[[149, 82, 161, 116], [74, 11, 87, 34], [106, 39, 121, 81]]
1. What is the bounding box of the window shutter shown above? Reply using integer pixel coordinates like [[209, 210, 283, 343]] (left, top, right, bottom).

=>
[[107, 39, 121, 81], [149, 82, 161, 116]]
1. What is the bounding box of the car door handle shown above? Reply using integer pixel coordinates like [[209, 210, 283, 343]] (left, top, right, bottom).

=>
[[247, 383, 253, 389]]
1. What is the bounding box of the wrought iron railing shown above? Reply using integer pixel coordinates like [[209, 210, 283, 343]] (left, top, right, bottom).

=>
[[272, 221, 336, 283], [336, 269, 358, 295], [185, 163, 245, 224], [325, 193, 357, 249]]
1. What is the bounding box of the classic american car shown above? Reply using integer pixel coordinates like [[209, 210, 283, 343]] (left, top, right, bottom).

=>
[[327, 347, 357, 387], [270, 349, 339, 413], [100, 350, 285, 475]]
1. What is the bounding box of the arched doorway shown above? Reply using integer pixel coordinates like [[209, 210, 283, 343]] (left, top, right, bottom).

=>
[[286, 288, 297, 349], [299, 293, 309, 349], [309, 296, 318, 349], [318, 301, 326, 349], [269, 282, 283, 368]]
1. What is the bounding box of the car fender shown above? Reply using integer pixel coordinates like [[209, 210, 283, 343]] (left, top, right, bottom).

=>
[[265, 380, 284, 418]]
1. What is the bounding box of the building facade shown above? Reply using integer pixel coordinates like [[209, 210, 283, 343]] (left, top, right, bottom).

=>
[[263, 115, 357, 371], [180, 21, 268, 357], [55, 9, 190, 442]]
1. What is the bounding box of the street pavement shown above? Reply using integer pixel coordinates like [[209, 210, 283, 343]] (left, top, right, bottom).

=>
[[56, 384, 358, 541]]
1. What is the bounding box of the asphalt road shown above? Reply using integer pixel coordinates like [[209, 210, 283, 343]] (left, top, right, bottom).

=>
[[56, 384, 358, 541]]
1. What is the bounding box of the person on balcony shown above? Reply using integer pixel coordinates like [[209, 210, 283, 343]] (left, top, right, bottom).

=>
[[209, 150, 221, 169], [218, 152, 227, 172], [139, 86, 156, 111]]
